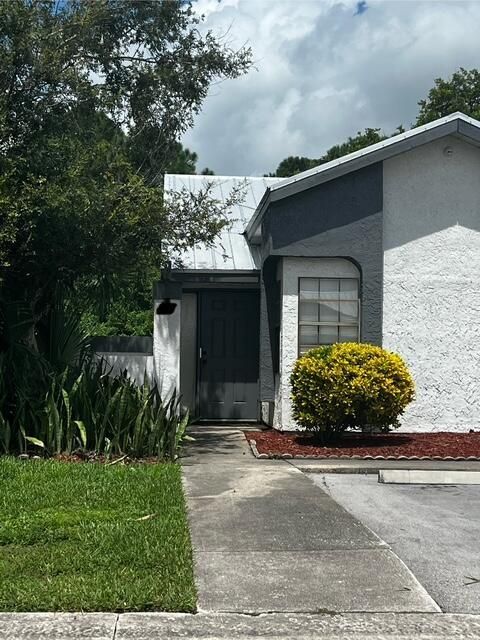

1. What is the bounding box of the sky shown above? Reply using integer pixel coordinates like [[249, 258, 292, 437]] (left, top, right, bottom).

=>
[[182, 0, 480, 176]]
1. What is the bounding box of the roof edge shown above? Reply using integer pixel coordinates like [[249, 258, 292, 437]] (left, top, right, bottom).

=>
[[245, 112, 480, 242]]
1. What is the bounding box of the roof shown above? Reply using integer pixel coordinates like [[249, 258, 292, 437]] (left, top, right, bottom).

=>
[[164, 174, 282, 270], [245, 112, 480, 242]]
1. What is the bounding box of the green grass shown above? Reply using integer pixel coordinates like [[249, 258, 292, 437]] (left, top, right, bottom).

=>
[[0, 458, 196, 612]]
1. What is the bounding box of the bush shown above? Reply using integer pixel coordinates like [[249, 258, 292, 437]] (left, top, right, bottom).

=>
[[290, 343, 415, 442], [0, 356, 189, 459], [0, 297, 188, 459]]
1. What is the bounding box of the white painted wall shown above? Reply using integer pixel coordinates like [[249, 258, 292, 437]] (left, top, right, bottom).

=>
[[153, 298, 181, 399], [96, 353, 155, 387], [180, 293, 197, 412], [383, 136, 480, 432], [275, 257, 360, 430]]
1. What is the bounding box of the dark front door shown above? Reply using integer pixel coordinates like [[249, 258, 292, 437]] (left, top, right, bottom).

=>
[[199, 290, 259, 420]]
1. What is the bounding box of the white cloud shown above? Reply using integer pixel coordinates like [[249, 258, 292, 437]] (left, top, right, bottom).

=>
[[183, 0, 480, 175]]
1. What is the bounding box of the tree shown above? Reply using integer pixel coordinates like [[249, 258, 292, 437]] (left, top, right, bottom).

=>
[[270, 128, 390, 177], [0, 0, 250, 336], [416, 68, 480, 125], [165, 144, 199, 175], [320, 128, 389, 163], [271, 156, 319, 178], [165, 144, 216, 177]]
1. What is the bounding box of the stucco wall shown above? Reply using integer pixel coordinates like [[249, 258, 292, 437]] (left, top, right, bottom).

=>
[[275, 257, 360, 430], [180, 292, 197, 412], [153, 298, 181, 399], [259, 166, 383, 423], [259, 258, 281, 411], [96, 353, 155, 387], [383, 136, 480, 431]]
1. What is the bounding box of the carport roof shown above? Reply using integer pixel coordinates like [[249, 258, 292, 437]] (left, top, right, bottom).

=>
[[245, 111, 480, 242], [164, 174, 282, 270]]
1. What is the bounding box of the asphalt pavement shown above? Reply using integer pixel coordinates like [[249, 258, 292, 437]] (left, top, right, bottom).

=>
[[313, 473, 480, 613]]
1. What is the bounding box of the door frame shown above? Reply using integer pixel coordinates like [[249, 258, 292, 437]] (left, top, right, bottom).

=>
[[195, 287, 261, 423]]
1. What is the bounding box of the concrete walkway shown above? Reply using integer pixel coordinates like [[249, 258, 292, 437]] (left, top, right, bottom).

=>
[[181, 427, 439, 614], [2, 611, 480, 639]]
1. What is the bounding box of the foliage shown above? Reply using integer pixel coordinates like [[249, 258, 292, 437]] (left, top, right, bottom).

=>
[[271, 128, 399, 177], [80, 306, 152, 337], [290, 343, 415, 443], [0, 292, 189, 459], [166, 142, 214, 176], [0, 0, 249, 332], [321, 127, 393, 163], [271, 66, 480, 178], [0, 293, 87, 453], [271, 155, 319, 178], [417, 67, 480, 125], [0, 355, 189, 460], [76, 178, 244, 336], [0, 459, 196, 611]]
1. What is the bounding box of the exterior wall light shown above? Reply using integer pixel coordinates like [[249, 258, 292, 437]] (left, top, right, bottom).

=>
[[156, 298, 177, 315]]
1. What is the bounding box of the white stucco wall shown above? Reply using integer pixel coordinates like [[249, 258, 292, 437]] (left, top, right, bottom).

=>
[[383, 136, 480, 432], [153, 298, 181, 399], [275, 257, 360, 430], [96, 353, 155, 387]]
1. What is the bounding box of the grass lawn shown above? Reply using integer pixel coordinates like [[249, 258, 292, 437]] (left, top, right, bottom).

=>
[[0, 458, 196, 612]]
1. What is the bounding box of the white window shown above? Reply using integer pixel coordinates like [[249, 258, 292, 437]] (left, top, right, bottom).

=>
[[298, 277, 360, 353]]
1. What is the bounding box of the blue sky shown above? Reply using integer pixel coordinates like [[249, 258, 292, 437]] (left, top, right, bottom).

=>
[[183, 0, 480, 175]]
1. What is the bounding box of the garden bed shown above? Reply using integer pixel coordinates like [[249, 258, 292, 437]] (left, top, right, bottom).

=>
[[0, 458, 196, 612], [245, 430, 480, 460]]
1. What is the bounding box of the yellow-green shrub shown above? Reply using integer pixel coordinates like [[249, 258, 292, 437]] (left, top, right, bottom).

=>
[[290, 343, 415, 441]]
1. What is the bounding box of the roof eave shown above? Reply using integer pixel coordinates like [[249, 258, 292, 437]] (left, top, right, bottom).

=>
[[245, 186, 272, 243], [268, 120, 463, 201], [246, 113, 480, 239]]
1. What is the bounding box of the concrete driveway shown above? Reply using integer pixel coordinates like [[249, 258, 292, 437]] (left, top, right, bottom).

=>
[[313, 474, 480, 613]]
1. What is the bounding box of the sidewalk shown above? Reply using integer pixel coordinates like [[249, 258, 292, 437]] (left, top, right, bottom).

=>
[[2, 612, 480, 639], [180, 427, 439, 614]]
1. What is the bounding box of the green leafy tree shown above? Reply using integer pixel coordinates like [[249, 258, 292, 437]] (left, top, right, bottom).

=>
[[166, 144, 199, 175], [320, 128, 389, 163], [165, 144, 216, 178], [0, 0, 250, 338], [272, 156, 319, 178], [271, 128, 400, 177], [417, 67, 480, 125]]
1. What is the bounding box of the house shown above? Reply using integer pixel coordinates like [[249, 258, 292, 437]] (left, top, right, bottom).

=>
[[154, 112, 480, 432]]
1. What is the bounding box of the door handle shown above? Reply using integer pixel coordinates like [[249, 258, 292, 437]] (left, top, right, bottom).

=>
[[199, 347, 207, 362]]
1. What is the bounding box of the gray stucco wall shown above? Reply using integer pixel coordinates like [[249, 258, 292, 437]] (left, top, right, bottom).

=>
[[259, 258, 280, 404], [262, 164, 382, 253], [260, 163, 383, 345], [259, 164, 384, 416]]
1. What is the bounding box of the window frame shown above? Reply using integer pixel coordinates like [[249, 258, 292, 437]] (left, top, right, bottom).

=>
[[297, 276, 361, 354]]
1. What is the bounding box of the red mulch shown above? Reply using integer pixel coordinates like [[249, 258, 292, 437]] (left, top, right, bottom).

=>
[[245, 430, 480, 460]]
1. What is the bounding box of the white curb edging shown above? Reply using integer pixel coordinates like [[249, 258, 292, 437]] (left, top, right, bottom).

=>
[[379, 469, 480, 484]]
